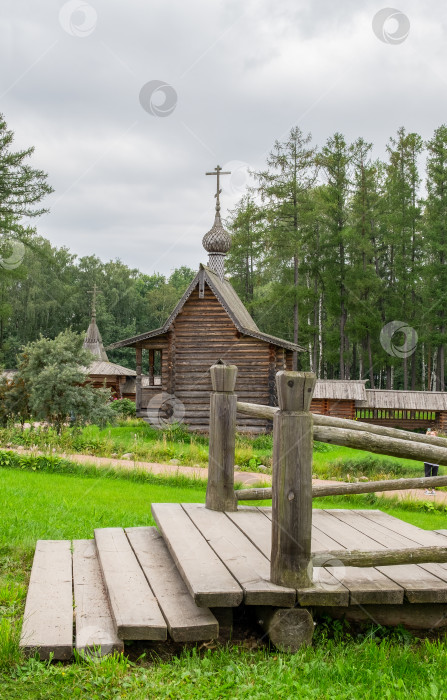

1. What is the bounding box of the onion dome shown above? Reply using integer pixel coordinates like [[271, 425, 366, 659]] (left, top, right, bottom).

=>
[[202, 212, 231, 254]]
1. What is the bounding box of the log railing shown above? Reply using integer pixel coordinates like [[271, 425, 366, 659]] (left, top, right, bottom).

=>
[[205, 363, 447, 585]]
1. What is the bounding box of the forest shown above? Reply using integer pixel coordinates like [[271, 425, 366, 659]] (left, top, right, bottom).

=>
[[1, 115, 447, 391]]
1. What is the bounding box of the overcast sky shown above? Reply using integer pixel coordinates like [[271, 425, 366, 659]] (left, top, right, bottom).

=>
[[2, 0, 447, 276]]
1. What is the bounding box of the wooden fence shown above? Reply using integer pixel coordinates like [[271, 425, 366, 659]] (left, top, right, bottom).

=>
[[205, 363, 447, 590]]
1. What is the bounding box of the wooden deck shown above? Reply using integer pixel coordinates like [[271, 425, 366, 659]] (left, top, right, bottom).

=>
[[152, 505, 447, 608], [20, 506, 447, 659]]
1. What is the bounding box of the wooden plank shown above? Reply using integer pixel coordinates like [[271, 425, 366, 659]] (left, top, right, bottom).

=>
[[225, 506, 272, 557], [73, 540, 123, 655], [320, 603, 447, 630], [297, 567, 350, 606], [434, 530, 447, 539], [94, 528, 167, 640], [182, 504, 295, 606], [358, 510, 447, 547], [151, 503, 243, 607], [125, 527, 218, 642], [226, 507, 348, 606], [329, 566, 404, 605], [20, 540, 73, 660], [376, 564, 447, 603], [419, 562, 447, 585], [327, 509, 423, 550], [255, 507, 345, 553], [313, 510, 388, 551]]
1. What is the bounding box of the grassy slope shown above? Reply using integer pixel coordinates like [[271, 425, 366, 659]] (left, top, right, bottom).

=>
[[4, 421, 443, 478], [1, 466, 447, 698]]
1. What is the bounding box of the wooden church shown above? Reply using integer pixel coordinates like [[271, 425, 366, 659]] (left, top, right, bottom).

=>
[[111, 166, 304, 431], [83, 287, 137, 398]]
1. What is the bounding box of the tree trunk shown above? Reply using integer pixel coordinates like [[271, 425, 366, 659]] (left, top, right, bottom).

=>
[[318, 294, 323, 378], [422, 342, 426, 390], [367, 334, 375, 388], [292, 255, 299, 371]]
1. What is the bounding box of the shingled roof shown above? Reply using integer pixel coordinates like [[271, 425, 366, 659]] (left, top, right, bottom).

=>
[[83, 313, 136, 377], [313, 380, 367, 401], [109, 264, 304, 353], [83, 317, 109, 362], [88, 360, 136, 377], [358, 390, 447, 411]]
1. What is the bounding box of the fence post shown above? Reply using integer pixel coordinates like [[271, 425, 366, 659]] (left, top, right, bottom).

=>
[[135, 346, 142, 413], [271, 370, 316, 588], [206, 361, 238, 512]]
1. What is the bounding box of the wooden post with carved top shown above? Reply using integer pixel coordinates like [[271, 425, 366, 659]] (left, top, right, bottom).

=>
[[135, 346, 142, 413], [270, 371, 316, 588], [206, 362, 238, 512]]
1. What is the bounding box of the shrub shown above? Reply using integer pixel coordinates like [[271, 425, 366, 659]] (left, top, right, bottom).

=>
[[326, 455, 411, 480], [109, 399, 136, 418]]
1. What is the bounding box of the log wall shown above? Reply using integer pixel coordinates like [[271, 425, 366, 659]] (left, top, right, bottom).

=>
[[137, 285, 281, 431]]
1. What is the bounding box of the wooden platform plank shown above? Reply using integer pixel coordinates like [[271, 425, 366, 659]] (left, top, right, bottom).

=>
[[151, 503, 243, 607], [225, 506, 272, 557], [327, 510, 422, 550], [20, 540, 73, 660], [419, 562, 447, 585], [434, 530, 447, 540], [313, 511, 388, 551], [258, 506, 345, 552], [227, 507, 347, 605], [182, 504, 296, 606], [73, 540, 124, 655], [297, 567, 350, 607], [377, 564, 447, 603], [329, 566, 404, 605], [358, 510, 447, 547], [94, 528, 167, 640], [125, 527, 219, 641]]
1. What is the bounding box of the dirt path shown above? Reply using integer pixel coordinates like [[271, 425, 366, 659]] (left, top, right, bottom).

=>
[[5, 447, 271, 487], [4, 446, 447, 503]]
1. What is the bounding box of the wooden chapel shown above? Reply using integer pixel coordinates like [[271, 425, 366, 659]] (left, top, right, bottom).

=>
[[110, 166, 304, 431]]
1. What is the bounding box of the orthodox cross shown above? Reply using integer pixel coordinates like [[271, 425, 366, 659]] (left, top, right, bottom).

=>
[[206, 165, 231, 214], [87, 284, 102, 320]]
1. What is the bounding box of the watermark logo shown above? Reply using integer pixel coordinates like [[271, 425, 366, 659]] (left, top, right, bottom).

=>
[[76, 625, 109, 657], [139, 81, 177, 118], [59, 1, 97, 38], [221, 160, 252, 196], [372, 8, 410, 44], [147, 392, 185, 428], [0, 236, 25, 270], [380, 321, 418, 358], [312, 556, 346, 591]]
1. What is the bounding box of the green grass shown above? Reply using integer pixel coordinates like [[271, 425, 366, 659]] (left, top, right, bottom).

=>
[[2, 640, 447, 699], [1, 421, 442, 485], [0, 467, 207, 549], [2, 463, 447, 697]]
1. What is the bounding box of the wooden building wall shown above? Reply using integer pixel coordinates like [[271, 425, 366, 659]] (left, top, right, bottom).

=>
[[88, 375, 123, 398], [137, 285, 289, 432]]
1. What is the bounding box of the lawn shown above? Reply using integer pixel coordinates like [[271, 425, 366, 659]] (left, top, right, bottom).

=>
[[0, 420, 443, 483], [1, 462, 447, 698]]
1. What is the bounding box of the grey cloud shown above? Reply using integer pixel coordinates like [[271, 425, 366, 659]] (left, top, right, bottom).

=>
[[1, 0, 447, 275]]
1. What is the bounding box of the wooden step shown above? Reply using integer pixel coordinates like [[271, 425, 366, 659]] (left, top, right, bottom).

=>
[[20, 540, 73, 660], [126, 527, 218, 641], [152, 503, 243, 607], [94, 528, 167, 640], [182, 504, 296, 607], [73, 540, 124, 655], [377, 564, 447, 603]]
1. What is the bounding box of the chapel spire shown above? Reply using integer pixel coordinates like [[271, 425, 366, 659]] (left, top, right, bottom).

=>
[[202, 165, 232, 280], [83, 285, 108, 361]]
